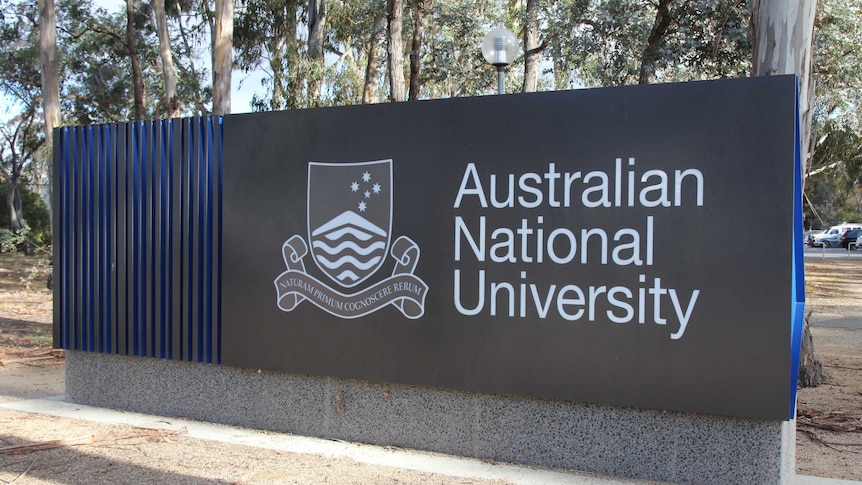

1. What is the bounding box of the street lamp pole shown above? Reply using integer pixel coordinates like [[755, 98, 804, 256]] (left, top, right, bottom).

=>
[[482, 27, 519, 95]]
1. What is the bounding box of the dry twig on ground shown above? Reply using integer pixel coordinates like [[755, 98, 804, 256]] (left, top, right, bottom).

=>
[[797, 405, 862, 433]]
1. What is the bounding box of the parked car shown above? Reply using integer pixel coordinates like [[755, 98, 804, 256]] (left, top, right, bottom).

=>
[[840, 229, 862, 249], [813, 223, 862, 247], [806, 229, 824, 246]]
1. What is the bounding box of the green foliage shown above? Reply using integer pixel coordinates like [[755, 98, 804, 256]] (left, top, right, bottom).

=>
[[805, 121, 862, 228], [814, 0, 862, 132], [0, 0, 855, 224], [0, 180, 50, 246]]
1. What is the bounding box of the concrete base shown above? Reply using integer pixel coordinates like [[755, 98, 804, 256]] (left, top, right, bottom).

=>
[[66, 351, 796, 484]]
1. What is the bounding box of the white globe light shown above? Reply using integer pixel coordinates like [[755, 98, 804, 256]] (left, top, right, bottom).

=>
[[482, 27, 519, 67]]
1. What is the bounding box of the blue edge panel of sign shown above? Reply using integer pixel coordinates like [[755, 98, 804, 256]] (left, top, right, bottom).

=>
[[789, 78, 805, 420]]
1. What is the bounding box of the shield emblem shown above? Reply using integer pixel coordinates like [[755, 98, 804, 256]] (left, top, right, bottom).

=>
[[308, 160, 392, 288]]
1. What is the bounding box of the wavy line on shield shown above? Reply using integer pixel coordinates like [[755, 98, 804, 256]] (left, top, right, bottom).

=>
[[312, 240, 386, 256], [322, 226, 374, 242], [314, 254, 383, 271], [335, 270, 360, 282]]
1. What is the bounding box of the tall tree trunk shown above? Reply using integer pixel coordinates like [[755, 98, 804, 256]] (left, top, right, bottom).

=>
[[154, 0, 180, 118], [638, 0, 674, 85], [7, 182, 24, 231], [750, 0, 818, 388], [38, 0, 59, 229], [363, 14, 386, 104], [552, 42, 568, 91], [308, 0, 326, 107], [126, 0, 146, 120], [176, 1, 207, 115], [408, 0, 425, 100], [271, 36, 286, 110], [5, 146, 25, 231], [387, 0, 406, 102], [213, 0, 233, 115], [522, 0, 539, 93], [285, 4, 301, 109], [750, 0, 816, 186]]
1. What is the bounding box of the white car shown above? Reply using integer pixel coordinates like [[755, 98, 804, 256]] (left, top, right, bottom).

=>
[[813, 224, 862, 247]]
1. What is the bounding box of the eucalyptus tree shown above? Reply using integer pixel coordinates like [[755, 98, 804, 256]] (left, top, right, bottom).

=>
[[126, 0, 146, 119], [38, 0, 59, 215], [751, 0, 816, 184], [212, 0, 232, 114], [387, 0, 407, 101], [522, 0, 539, 92], [541, 0, 750, 89], [0, 112, 40, 232], [812, 0, 862, 132], [408, 0, 428, 100], [234, 0, 308, 110], [154, 0, 180, 117]]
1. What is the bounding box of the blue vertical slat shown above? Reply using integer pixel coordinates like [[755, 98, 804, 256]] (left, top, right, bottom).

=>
[[131, 122, 140, 356], [161, 119, 171, 359], [118, 123, 130, 355], [82, 126, 91, 351], [105, 124, 114, 354], [83, 126, 91, 352], [56, 116, 222, 362], [197, 117, 206, 362], [93, 125, 103, 353], [144, 120, 154, 358], [154, 119, 165, 359], [204, 118, 214, 363], [79, 127, 87, 352], [61, 128, 71, 349], [215, 117, 223, 364], [171, 119, 183, 360], [192, 118, 200, 362], [73, 127, 83, 351], [183, 119, 192, 361]]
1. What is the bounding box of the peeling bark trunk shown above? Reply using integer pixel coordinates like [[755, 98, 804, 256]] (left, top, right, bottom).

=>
[[387, 0, 406, 102], [750, 0, 819, 387], [213, 0, 233, 115], [750, 0, 816, 187], [522, 0, 539, 93], [363, 15, 386, 104], [7, 182, 24, 231], [126, 0, 146, 120], [154, 0, 180, 117], [38, 0, 59, 228]]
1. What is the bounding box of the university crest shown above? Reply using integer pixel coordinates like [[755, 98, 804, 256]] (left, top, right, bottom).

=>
[[274, 160, 428, 319]]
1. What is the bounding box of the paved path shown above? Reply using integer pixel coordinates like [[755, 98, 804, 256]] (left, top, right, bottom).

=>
[[2, 395, 861, 485]]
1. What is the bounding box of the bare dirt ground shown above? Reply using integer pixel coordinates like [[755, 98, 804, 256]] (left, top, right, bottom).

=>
[[0, 253, 861, 483], [796, 259, 862, 481]]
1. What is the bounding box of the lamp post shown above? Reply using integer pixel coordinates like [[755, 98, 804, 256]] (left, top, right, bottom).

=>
[[482, 27, 519, 95]]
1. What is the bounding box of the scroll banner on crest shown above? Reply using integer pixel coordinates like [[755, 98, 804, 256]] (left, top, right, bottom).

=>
[[275, 234, 428, 319]]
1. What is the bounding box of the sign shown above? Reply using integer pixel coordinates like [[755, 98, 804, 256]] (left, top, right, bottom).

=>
[[222, 76, 803, 420]]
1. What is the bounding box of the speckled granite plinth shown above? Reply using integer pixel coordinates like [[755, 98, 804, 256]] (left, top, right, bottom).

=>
[[66, 351, 795, 484]]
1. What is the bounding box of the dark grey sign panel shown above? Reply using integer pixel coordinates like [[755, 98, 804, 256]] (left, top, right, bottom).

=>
[[222, 76, 798, 420]]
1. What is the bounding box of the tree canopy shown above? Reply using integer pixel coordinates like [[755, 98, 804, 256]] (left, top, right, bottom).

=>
[[0, 0, 859, 233]]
